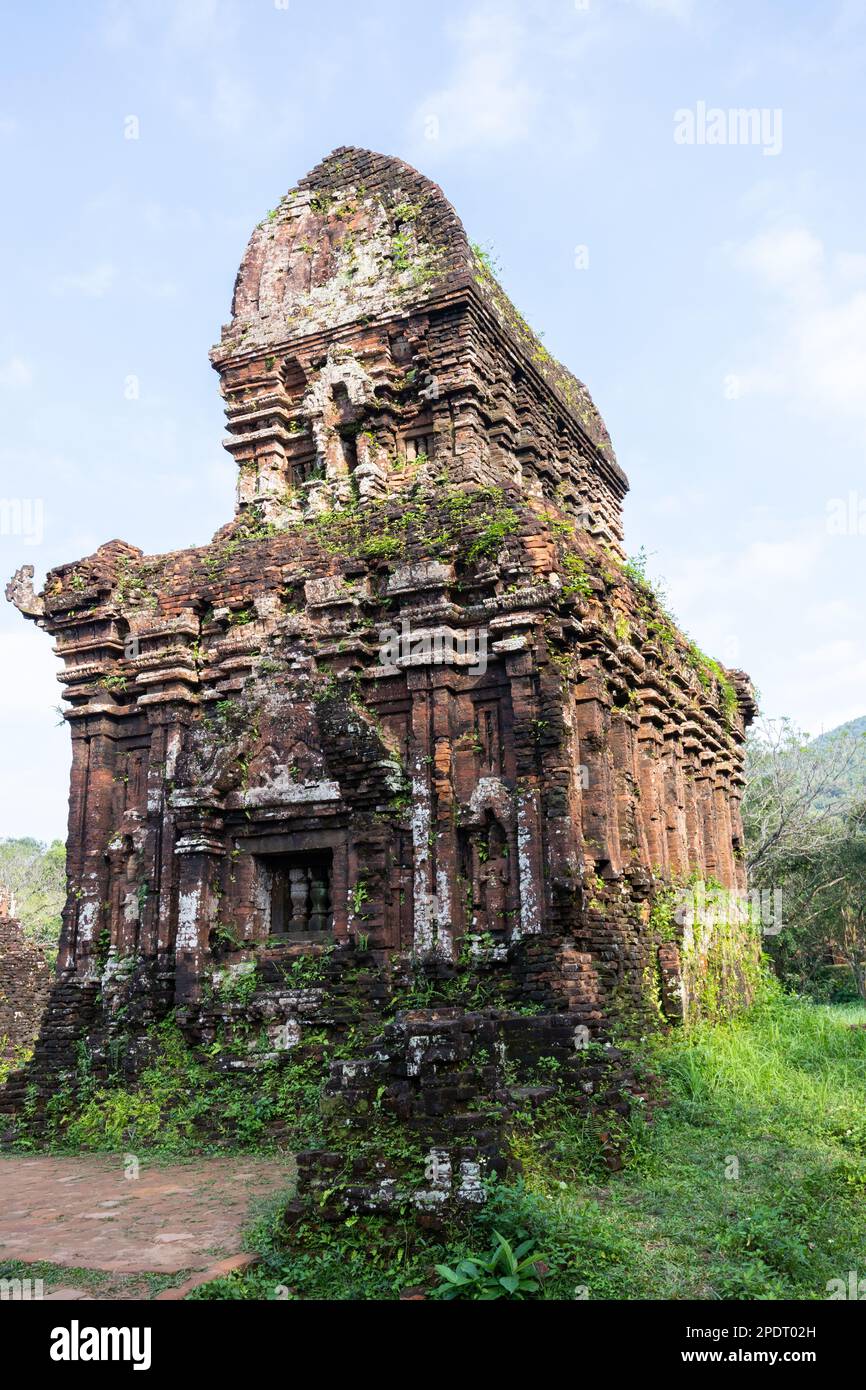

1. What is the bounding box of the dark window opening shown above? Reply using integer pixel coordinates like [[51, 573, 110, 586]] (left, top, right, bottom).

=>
[[475, 703, 501, 774], [267, 853, 333, 938], [405, 433, 434, 462], [340, 432, 359, 472], [290, 452, 321, 488]]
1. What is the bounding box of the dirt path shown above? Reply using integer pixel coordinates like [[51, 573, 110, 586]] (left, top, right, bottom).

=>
[[0, 1152, 294, 1298]]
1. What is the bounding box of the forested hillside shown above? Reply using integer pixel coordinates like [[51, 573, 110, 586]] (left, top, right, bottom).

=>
[[812, 715, 866, 808], [743, 715, 866, 1001]]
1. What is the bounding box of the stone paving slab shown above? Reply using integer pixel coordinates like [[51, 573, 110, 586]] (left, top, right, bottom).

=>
[[0, 1153, 294, 1273]]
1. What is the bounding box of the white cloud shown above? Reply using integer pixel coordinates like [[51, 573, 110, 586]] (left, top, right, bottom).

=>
[[408, 0, 686, 161], [410, 6, 538, 154], [802, 597, 859, 628], [646, 485, 708, 518], [100, 0, 239, 51], [626, 0, 695, 22], [732, 226, 824, 291], [663, 526, 824, 608], [649, 509, 865, 732], [165, 0, 239, 50], [0, 631, 70, 843], [209, 72, 255, 136], [727, 221, 866, 427], [835, 250, 866, 282], [785, 638, 866, 735], [736, 536, 822, 584], [0, 358, 34, 389], [0, 632, 59, 717], [53, 263, 118, 298], [135, 276, 179, 300], [100, 0, 264, 145]]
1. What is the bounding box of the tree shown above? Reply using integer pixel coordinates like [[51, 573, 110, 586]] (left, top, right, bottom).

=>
[[742, 719, 866, 999], [804, 806, 866, 1002], [0, 838, 67, 946], [742, 718, 861, 878]]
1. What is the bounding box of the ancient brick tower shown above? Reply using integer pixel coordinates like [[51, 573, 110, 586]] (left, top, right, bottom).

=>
[[5, 149, 756, 1149]]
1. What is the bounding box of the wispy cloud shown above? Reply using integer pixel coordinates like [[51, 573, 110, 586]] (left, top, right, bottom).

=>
[[410, 5, 539, 155], [725, 220, 866, 428], [98, 0, 266, 144], [0, 357, 34, 389], [626, 0, 696, 23], [656, 526, 862, 727], [53, 263, 118, 298], [407, 0, 692, 161]]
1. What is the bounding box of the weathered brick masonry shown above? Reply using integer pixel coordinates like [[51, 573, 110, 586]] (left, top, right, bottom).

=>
[[4, 149, 756, 1199], [0, 910, 52, 1060]]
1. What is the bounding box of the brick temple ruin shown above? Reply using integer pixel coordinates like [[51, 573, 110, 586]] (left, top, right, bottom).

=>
[[0, 894, 52, 1064], [4, 149, 757, 1194]]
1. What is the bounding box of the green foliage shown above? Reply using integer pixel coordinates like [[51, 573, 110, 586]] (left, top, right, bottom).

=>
[[350, 878, 370, 915], [182, 994, 866, 1301], [432, 1230, 547, 1299], [214, 963, 259, 1005], [189, 1209, 446, 1301], [811, 715, 866, 808], [648, 885, 678, 942], [360, 533, 401, 559], [0, 1258, 194, 1301], [684, 643, 738, 725], [470, 241, 502, 279], [744, 717, 866, 999], [465, 498, 520, 561], [386, 954, 515, 1015], [31, 1018, 338, 1156], [298, 483, 519, 572], [0, 836, 66, 946], [560, 552, 592, 598], [0, 1038, 33, 1088], [501, 992, 866, 1299], [114, 557, 161, 610], [279, 950, 331, 987]]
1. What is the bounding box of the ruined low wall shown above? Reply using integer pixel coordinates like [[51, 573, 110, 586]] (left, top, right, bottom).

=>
[[0, 916, 53, 1060]]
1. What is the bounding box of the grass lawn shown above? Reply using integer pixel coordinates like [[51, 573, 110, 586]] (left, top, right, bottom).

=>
[[549, 995, 866, 1299]]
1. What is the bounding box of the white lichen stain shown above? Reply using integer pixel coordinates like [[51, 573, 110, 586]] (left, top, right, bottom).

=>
[[176, 887, 201, 952], [515, 788, 541, 937]]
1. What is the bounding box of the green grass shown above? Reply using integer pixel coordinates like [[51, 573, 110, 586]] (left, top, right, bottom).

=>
[[0, 1258, 193, 1301], [503, 990, 866, 1299], [190, 990, 866, 1300]]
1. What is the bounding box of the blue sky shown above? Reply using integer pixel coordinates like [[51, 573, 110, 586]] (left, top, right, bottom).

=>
[[1, 0, 863, 843]]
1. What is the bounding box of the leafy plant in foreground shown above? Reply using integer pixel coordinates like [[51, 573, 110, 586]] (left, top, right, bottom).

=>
[[432, 1230, 547, 1300]]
